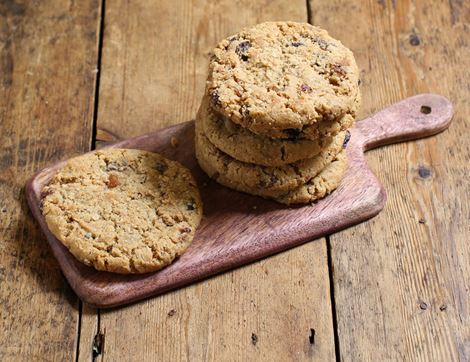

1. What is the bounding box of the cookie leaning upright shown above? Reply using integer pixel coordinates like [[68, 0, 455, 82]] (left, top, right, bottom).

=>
[[197, 21, 360, 204], [206, 21, 360, 140], [41, 148, 202, 274]]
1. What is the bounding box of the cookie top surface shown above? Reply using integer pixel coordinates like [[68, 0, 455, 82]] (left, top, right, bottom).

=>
[[198, 95, 353, 166], [41, 148, 202, 274], [195, 115, 347, 195], [207, 21, 360, 137]]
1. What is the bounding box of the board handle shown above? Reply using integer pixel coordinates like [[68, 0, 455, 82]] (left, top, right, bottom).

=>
[[356, 94, 454, 151]]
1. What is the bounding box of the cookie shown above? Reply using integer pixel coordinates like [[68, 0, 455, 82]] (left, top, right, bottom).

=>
[[206, 21, 360, 139], [273, 151, 347, 205], [197, 129, 347, 205], [199, 94, 354, 166], [41, 148, 202, 274], [195, 117, 346, 195]]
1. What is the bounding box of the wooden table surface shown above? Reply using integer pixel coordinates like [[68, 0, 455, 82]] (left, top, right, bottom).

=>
[[1, 1, 469, 361]]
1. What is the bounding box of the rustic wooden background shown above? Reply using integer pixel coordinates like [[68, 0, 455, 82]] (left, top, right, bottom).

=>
[[1, 0, 469, 361]]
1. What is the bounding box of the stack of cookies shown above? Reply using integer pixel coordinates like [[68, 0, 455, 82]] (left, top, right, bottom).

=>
[[195, 22, 360, 205]]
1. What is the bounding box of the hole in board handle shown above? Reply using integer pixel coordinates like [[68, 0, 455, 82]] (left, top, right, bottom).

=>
[[420, 105, 432, 114]]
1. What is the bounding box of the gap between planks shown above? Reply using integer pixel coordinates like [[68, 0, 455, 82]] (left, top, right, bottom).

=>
[[326, 235, 341, 362], [75, 0, 106, 361], [91, 0, 106, 152], [307, 2, 341, 361], [306, 0, 313, 24]]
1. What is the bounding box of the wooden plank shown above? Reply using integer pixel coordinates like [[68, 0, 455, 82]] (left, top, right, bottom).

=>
[[91, 250, 333, 361], [0, 0, 101, 360], [309, 0, 470, 360], [78, 0, 337, 360]]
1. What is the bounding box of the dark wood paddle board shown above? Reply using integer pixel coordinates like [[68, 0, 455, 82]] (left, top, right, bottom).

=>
[[26, 93, 453, 308]]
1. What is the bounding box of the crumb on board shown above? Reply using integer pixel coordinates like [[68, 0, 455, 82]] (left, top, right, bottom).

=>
[[170, 136, 179, 148]]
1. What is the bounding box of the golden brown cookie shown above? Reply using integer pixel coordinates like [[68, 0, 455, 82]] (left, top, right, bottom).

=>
[[198, 95, 354, 166], [195, 117, 347, 195], [197, 131, 347, 204], [207, 21, 360, 139], [273, 151, 347, 204], [41, 148, 202, 274]]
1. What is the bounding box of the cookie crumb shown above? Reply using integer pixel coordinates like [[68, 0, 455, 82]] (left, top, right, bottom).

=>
[[251, 333, 258, 345], [167, 309, 176, 317], [170, 136, 179, 148], [419, 302, 428, 310]]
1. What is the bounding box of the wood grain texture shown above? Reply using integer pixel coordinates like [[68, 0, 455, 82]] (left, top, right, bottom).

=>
[[78, 1, 339, 360], [310, 0, 470, 360], [93, 249, 333, 361], [0, 0, 101, 360], [26, 94, 453, 307]]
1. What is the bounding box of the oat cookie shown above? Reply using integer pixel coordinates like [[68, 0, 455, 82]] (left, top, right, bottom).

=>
[[273, 151, 347, 204], [197, 130, 347, 205], [41, 148, 202, 274], [199, 95, 353, 166], [195, 118, 346, 195], [207, 21, 360, 139]]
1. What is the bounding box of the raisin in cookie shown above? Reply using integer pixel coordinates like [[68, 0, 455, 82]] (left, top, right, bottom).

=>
[[41, 148, 202, 274], [195, 117, 347, 195], [207, 21, 360, 139], [199, 95, 353, 166]]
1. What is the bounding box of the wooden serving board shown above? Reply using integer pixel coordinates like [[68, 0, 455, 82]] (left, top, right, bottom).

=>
[[26, 94, 453, 308]]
